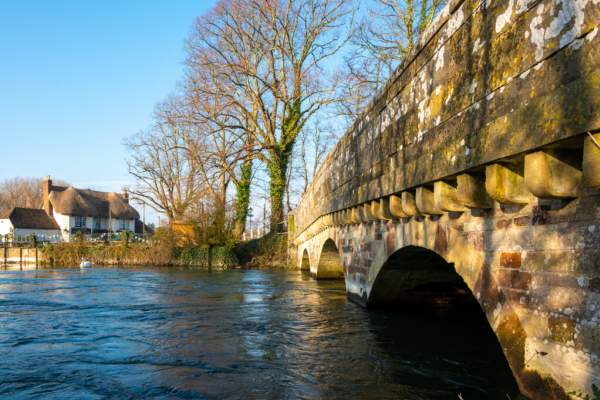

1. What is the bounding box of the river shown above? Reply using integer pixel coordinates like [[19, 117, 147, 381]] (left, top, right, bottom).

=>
[[0, 268, 520, 399]]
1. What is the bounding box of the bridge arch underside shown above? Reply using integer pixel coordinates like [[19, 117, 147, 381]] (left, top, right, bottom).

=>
[[300, 249, 310, 271], [366, 245, 522, 397], [366, 245, 479, 310], [314, 238, 344, 279]]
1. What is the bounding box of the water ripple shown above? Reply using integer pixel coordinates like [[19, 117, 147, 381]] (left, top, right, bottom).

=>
[[0, 268, 519, 399]]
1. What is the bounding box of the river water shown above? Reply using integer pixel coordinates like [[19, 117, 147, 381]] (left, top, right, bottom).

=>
[[0, 268, 520, 399]]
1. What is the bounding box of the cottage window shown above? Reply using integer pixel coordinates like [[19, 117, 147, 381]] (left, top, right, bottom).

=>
[[121, 219, 129, 231], [93, 217, 101, 229], [74, 216, 86, 228]]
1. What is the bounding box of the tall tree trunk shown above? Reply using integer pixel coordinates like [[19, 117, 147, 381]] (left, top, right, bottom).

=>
[[267, 148, 291, 233], [210, 175, 229, 244], [266, 98, 301, 233], [233, 158, 253, 240]]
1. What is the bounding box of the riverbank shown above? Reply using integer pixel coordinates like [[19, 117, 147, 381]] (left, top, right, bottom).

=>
[[41, 242, 239, 270], [232, 233, 289, 269], [38, 233, 289, 270]]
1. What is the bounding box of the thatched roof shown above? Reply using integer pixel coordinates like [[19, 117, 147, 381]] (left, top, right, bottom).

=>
[[49, 187, 139, 219], [0, 207, 60, 230]]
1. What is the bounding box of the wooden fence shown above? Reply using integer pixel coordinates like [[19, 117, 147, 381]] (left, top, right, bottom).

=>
[[1, 246, 40, 267]]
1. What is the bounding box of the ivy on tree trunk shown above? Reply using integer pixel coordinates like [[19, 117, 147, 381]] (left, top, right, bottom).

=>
[[233, 158, 253, 239]]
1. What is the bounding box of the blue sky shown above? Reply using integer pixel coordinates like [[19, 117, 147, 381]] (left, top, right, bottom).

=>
[[0, 0, 215, 222]]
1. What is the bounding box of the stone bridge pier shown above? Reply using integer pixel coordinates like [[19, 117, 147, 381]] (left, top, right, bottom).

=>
[[290, 0, 600, 397]]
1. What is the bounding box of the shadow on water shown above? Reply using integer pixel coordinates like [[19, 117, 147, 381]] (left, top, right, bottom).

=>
[[303, 264, 520, 399], [366, 306, 520, 400]]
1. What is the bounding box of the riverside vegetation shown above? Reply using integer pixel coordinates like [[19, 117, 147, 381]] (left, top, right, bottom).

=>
[[40, 229, 288, 270]]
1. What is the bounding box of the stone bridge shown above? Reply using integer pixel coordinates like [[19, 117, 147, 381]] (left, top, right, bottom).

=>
[[289, 0, 600, 398]]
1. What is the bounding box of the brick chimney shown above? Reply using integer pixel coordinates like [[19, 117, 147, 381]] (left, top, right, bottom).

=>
[[122, 188, 129, 204], [43, 176, 53, 216]]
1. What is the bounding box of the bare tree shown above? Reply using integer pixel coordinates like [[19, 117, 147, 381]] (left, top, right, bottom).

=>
[[0, 177, 68, 215], [187, 0, 354, 231], [282, 119, 336, 213], [298, 121, 333, 193], [339, 0, 446, 119], [183, 69, 255, 240], [126, 99, 205, 223]]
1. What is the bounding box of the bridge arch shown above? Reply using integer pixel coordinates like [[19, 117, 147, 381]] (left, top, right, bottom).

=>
[[300, 249, 310, 271], [314, 238, 344, 279], [366, 245, 478, 309], [365, 245, 520, 396]]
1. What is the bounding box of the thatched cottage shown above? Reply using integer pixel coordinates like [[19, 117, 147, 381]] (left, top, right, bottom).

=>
[[0, 177, 142, 243], [43, 176, 140, 241]]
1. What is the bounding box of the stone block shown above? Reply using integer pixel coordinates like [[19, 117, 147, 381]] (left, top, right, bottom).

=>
[[401, 191, 421, 217], [485, 163, 533, 205], [517, 309, 550, 340], [344, 209, 355, 225], [416, 187, 443, 215], [486, 225, 532, 252], [434, 180, 466, 212], [577, 322, 600, 354], [513, 216, 530, 226], [496, 219, 512, 229], [530, 286, 587, 316], [457, 173, 493, 208], [495, 269, 532, 291], [338, 210, 348, 225], [500, 252, 522, 269], [350, 208, 361, 224], [548, 315, 577, 342], [358, 204, 376, 222], [525, 150, 582, 198], [583, 132, 600, 189], [389, 194, 409, 218], [531, 206, 550, 225], [373, 198, 393, 220], [530, 272, 582, 290]]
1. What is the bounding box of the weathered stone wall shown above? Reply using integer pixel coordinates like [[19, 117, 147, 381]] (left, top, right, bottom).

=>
[[297, 193, 600, 399], [292, 0, 600, 398], [294, 0, 600, 235]]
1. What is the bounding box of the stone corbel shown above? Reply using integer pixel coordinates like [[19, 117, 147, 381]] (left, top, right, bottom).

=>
[[583, 132, 600, 190], [401, 191, 421, 216], [434, 180, 466, 212], [457, 173, 493, 208], [416, 186, 443, 215], [525, 149, 582, 198], [485, 163, 532, 205]]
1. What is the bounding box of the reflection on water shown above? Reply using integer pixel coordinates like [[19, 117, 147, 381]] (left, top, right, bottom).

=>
[[0, 268, 518, 399]]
